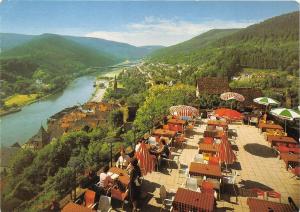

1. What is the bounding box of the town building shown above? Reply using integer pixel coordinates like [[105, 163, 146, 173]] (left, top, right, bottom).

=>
[[23, 125, 50, 151]]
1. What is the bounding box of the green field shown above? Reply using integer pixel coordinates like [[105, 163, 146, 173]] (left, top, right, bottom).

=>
[[5, 94, 38, 107]]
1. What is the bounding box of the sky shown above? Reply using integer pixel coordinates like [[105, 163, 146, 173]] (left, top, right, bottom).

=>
[[0, 1, 298, 46]]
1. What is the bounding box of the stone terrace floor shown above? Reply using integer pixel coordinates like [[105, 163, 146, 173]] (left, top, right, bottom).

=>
[[113, 120, 300, 211]]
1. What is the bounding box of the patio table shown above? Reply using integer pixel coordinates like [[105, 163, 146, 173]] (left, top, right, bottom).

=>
[[247, 198, 294, 212], [153, 129, 177, 138], [258, 123, 283, 132], [204, 130, 225, 139], [109, 167, 130, 186], [198, 143, 220, 155], [168, 119, 186, 125], [189, 162, 222, 179], [167, 119, 186, 133], [62, 202, 94, 212], [207, 120, 228, 130], [172, 188, 215, 212], [267, 135, 297, 147], [279, 153, 300, 170]]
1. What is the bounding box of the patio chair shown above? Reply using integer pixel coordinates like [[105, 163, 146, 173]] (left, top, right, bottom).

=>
[[159, 185, 174, 212], [266, 191, 281, 202], [84, 189, 97, 209], [201, 180, 218, 199], [248, 117, 258, 126], [210, 116, 217, 120], [288, 165, 300, 179], [276, 145, 289, 155], [194, 154, 205, 164], [163, 125, 169, 130], [222, 170, 239, 203], [161, 149, 177, 172], [97, 195, 112, 212], [208, 156, 220, 166], [178, 162, 189, 179], [175, 134, 187, 149], [206, 178, 221, 199], [185, 177, 198, 191], [251, 188, 265, 199], [110, 186, 128, 209]]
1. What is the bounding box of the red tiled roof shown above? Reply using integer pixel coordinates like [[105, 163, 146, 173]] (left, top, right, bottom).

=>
[[197, 77, 230, 95]]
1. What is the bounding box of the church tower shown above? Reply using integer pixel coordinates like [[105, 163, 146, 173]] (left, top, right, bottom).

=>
[[113, 75, 117, 91]]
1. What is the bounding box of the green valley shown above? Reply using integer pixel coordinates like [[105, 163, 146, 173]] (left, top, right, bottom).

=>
[[149, 11, 299, 107]]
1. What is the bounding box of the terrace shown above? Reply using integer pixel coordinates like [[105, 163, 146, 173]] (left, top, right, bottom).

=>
[[62, 115, 300, 211]]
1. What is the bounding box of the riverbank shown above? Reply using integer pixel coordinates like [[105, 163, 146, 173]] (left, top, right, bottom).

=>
[[0, 87, 66, 117], [89, 80, 109, 102]]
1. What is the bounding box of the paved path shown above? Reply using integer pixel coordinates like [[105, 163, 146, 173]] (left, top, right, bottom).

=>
[[116, 120, 300, 211]]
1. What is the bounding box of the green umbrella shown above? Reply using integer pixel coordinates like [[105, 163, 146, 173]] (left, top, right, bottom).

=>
[[253, 97, 280, 114], [270, 108, 300, 132], [253, 97, 280, 106]]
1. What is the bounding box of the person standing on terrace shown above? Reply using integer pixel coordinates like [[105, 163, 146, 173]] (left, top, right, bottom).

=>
[[128, 158, 142, 212]]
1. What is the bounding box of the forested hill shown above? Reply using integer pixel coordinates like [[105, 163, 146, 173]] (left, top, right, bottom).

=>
[[0, 34, 119, 99], [0, 33, 35, 51], [149, 28, 240, 62], [149, 11, 299, 76], [1, 33, 164, 60], [65, 35, 163, 60]]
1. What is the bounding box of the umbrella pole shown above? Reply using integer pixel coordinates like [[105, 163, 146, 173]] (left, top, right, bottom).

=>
[[285, 120, 286, 133]]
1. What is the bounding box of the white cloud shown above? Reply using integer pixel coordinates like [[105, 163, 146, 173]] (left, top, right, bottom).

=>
[[85, 17, 254, 47]]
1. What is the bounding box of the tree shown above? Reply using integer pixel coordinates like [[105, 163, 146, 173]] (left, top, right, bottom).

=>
[[109, 109, 124, 128], [134, 84, 196, 133], [9, 149, 35, 176]]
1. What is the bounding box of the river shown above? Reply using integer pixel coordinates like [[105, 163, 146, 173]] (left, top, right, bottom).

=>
[[0, 60, 141, 147], [0, 76, 97, 146]]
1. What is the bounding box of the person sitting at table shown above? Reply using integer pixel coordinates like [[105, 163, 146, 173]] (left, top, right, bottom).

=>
[[98, 165, 113, 194], [135, 139, 142, 152], [116, 149, 131, 169], [156, 138, 170, 159]]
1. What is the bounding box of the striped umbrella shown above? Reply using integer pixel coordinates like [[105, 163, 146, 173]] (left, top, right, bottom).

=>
[[136, 142, 155, 176], [270, 108, 300, 132], [218, 136, 236, 168], [220, 92, 245, 102], [169, 105, 199, 117], [253, 97, 280, 106]]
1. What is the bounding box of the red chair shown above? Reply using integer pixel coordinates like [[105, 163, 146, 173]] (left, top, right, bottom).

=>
[[202, 181, 214, 192], [288, 144, 297, 148], [289, 166, 300, 178], [163, 125, 169, 130], [289, 148, 300, 154], [203, 137, 214, 144], [251, 188, 265, 199], [276, 145, 289, 154], [266, 191, 281, 202], [208, 156, 220, 166], [111, 186, 128, 209], [84, 189, 96, 209]]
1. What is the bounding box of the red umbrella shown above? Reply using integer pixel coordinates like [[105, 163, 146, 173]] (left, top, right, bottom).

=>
[[136, 142, 155, 176], [214, 108, 243, 120], [218, 136, 236, 166]]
